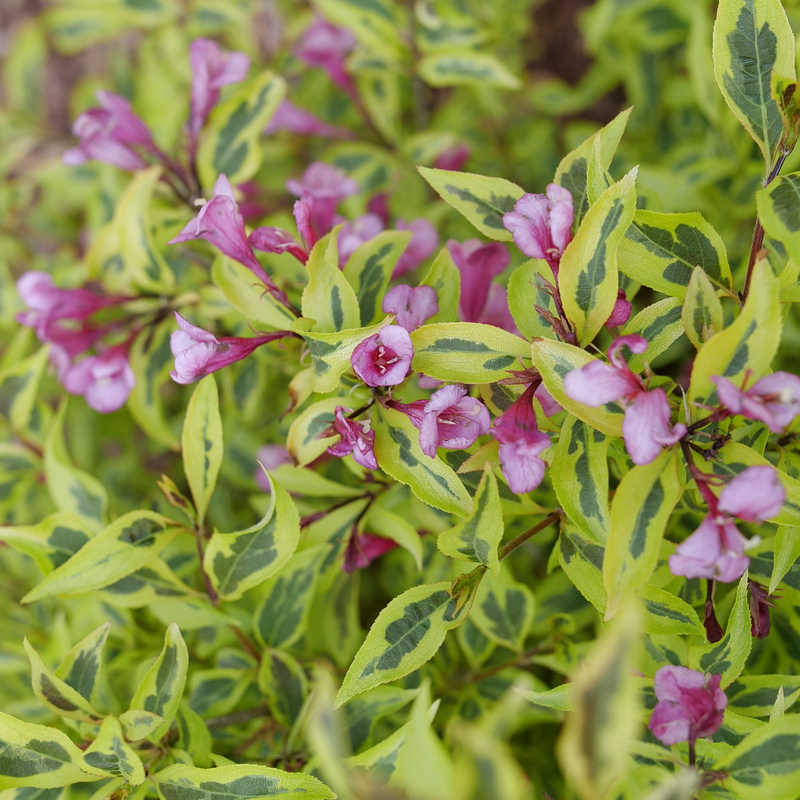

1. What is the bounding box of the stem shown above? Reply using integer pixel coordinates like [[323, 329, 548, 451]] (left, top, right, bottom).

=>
[[206, 704, 270, 730], [194, 526, 218, 605], [688, 739, 697, 768], [499, 511, 562, 561], [231, 626, 262, 661]]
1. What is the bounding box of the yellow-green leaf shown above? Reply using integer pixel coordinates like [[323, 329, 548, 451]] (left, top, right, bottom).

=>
[[682, 266, 724, 349]]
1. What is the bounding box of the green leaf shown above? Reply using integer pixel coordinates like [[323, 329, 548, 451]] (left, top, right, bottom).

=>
[[603, 450, 685, 619], [420, 247, 460, 323], [357, 70, 401, 144], [292, 316, 392, 393], [618, 210, 732, 297], [688, 573, 752, 686], [129, 623, 188, 740], [182, 375, 223, 526], [437, 464, 503, 574], [713, 0, 795, 167], [127, 321, 180, 451], [344, 686, 418, 753], [302, 228, 361, 333], [92, 558, 198, 609], [269, 464, 362, 498], [152, 764, 335, 800], [0, 345, 48, 432], [286, 397, 346, 467], [770, 526, 800, 593], [508, 259, 559, 341], [253, 544, 327, 648], [554, 107, 632, 230], [55, 622, 109, 706], [688, 256, 780, 407], [559, 168, 637, 346], [344, 231, 411, 326], [197, 71, 286, 188], [205, 473, 300, 601], [727, 675, 800, 718], [621, 298, 685, 372], [176, 705, 212, 768], [118, 710, 165, 743], [416, 167, 524, 241], [757, 174, 800, 268], [638, 585, 704, 637], [417, 51, 521, 89], [317, 0, 405, 59], [0, 511, 94, 576], [44, 402, 108, 530], [532, 338, 624, 436], [372, 405, 473, 516], [556, 601, 641, 800], [257, 649, 309, 730], [112, 167, 175, 294], [24, 638, 103, 723], [22, 511, 181, 603], [410, 322, 531, 383], [551, 415, 610, 543], [470, 567, 534, 652], [715, 714, 800, 800], [0, 710, 101, 789], [83, 717, 145, 786], [188, 670, 252, 719], [682, 267, 724, 350], [212, 256, 296, 330], [365, 504, 423, 571], [335, 581, 470, 706]]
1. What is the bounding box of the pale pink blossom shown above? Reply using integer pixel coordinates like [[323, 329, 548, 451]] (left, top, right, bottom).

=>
[[393, 218, 439, 277], [286, 162, 359, 237], [713, 371, 800, 433], [447, 239, 510, 323], [502, 184, 574, 271], [324, 407, 378, 470], [381, 285, 438, 332], [416, 385, 491, 458], [294, 18, 356, 91], [62, 347, 136, 413], [338, 214, 385, 263], [249, 226, 309, 264], [649, 666, 726, 746], [351, 326, 413, 387], [477, 284, 516, 333], [718, 465, 785, 522]]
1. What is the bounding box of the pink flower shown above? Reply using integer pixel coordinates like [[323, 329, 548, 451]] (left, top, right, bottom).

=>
[[477, 284, 516, 333], [367, 193, 390, 225], [393, 219, 439, 277], [169, 312, 289, 385], [338, 213, 385, 263], [62, 347, 136, 413], [434, 144, 471, 172], [417, 385, 491, 458], [563, 335, 686, 466], [343, 532, 397, 572], [492, 384, 551, 494], [749, 581, 776, 639], [447, 239, 510, 323], [382, 285, 438, 332], [189, 38, 250, 142], [63, 91, 155, 171], [713, 372, 800, 433], [535, 384, 562, 417], [286, 162, 359, 237], [669, 466, 784, 583], [294, 18, 356, 91], [604, 289, 632, 328], [649, 666, 727, 746], [255, 445, 292, 492], [324, 407, 378, 470], [169, 175, 268, 282], [249, 226, 309, 264], [351, 325, 413, 387], [265, 99, 354, 139], [502, 185, 574, 272]]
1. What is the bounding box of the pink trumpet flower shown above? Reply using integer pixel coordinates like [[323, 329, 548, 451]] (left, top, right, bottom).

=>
[[351, 326, 413, 387], [381, 285, 439, 332], [324, 406, 378, 470], [61, 346, 136, 413], [713, 371, 800, 433], [417, 385, 491, 458], [447, 239, 510, 324], [286, 162, 359, 237]]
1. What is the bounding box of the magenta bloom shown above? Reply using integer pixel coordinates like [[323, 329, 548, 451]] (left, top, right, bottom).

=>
[[63, 90, 156, 171], [286, 162, 359, 237], [249, 226, 309, 264], [492, 384, 551, 494], [563, 335, 687, 466], [170, 312, 287, 385], [325, 407, 378, 470], [393, 218, 440, 277], [169, 174, 269, 281], [669, 466, 784, 583], [417, 385, 491, 458], [649, 666, 727, 746], [189, 38, 250, 141], [265, 99, 353, 139], [351, 326, 413, 387], [62, 347, 136, 413], [447, 239, 510, 323], [477, 284, 516, 333], [713, 372, 800, 433], [294, 17, 356, 91], [343, 532, 397, 572], [535, 384, 562, 417], [604, 289, 632, 328], [382, 285, 439, 332], [434, 144, 471, 172], [339, 214, 385, 263], [502, 185, 574, 272], [255, 445, 292, 492]]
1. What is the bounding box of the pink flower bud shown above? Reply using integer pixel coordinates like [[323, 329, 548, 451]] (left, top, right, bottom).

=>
[[351, 326, 413, 387], [434, 144, 471, 172], [604, 289, 632, 328]]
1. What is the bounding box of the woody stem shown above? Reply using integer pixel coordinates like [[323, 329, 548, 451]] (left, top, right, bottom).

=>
[[499, 511, 562, 561]]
